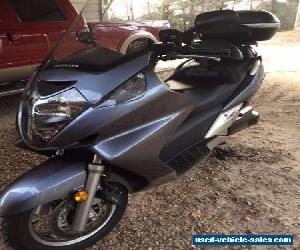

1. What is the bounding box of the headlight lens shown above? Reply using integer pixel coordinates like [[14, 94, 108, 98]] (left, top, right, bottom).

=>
[[24, 88, 90, 143], [97, 72, 146, 107]]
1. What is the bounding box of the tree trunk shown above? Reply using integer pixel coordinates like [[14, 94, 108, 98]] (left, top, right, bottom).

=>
[[295, 0, 300, 29], [147, 1, 152, 19], [100, 0, 115, 22], [99, 0, 103, 22], [272, 0, 277, 13], [163, 4, 170, 20], [130, 0, 135, 20]]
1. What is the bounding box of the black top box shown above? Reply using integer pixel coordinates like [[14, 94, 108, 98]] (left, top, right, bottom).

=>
[[195, 10, 280, 43]]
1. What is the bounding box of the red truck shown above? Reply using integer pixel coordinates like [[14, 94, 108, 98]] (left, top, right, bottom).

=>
[[0, 0, 168, 97]]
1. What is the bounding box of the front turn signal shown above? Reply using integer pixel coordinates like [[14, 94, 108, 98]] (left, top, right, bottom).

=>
[[74, 191, 89, 202]]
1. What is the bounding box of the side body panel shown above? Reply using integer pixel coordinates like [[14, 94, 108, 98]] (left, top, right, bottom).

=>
[[0, 0, 30, 83], [92, 68, 193, 180], [16, 0, 78, 66], [224, 64, 264, 109], [0, 0, 77, 83], [92, 23, 138, 52]]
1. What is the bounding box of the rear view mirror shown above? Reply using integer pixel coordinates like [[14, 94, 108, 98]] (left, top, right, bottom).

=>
[[76, 31, 97, 46], [159, 29, 183, 45], [195, 10, 239, 31]]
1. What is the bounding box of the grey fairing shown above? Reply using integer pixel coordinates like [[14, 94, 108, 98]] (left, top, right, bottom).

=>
[[38, 53, 151, 105], [91, 69, 194, 181], [0, 157, 140, 216], [24, 54, 194, 182]]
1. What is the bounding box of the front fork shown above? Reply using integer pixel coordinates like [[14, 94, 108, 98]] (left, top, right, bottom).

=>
[[72, 154, 105, 232]]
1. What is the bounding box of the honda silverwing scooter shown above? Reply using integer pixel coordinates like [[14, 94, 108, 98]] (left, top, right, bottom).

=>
[[0, 1, 280, 249]]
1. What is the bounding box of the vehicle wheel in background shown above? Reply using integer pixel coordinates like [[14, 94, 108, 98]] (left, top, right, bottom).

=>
[[126, 38, 153, 55]]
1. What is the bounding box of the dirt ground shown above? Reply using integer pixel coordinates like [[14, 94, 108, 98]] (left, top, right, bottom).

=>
[[0, 31, 299, 250]]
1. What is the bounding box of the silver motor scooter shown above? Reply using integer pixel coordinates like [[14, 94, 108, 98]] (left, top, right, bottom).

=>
[[0, 2, 280, 249]]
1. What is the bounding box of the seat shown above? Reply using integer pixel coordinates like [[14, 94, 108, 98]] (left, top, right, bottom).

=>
[[166, 59, 251, 113]]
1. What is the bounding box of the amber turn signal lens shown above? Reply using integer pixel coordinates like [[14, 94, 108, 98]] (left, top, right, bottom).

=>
[[74, 191, 89, 202]]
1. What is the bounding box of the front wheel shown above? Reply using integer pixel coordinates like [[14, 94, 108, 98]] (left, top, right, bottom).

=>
[[2, 184, 128, 250]]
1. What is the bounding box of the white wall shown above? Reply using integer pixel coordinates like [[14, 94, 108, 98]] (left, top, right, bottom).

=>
[[70, 0, 100, 22], [295, 0, 300, 30]]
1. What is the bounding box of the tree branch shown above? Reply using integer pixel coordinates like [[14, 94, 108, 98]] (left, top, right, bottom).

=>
[[103, 0, 114, 16]]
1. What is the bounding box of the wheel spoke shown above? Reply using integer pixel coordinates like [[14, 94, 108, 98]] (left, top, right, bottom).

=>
[[28, 197, 115, 245]]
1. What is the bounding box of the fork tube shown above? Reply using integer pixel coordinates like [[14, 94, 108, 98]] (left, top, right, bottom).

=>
[[72, 155, 104, 232]]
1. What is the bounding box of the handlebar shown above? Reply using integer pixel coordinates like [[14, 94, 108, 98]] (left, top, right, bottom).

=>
[[151, 43, 222, 62], [166, 54, 221, 62]]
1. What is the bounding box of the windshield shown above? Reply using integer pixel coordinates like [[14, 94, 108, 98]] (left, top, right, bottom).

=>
[[42, 0, 169, 72]]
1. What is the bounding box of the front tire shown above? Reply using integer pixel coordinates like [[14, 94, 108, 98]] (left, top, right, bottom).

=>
[[2, 185, 128, 250]]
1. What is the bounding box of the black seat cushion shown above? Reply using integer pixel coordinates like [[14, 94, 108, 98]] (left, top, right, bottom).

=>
[[166, 60, 251, 113]]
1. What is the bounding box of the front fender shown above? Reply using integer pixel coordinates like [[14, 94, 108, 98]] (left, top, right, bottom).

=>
[[0, 157, 86, 216], [0, 156, 141, 216]]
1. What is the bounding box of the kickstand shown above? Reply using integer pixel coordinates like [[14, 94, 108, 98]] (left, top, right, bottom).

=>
[[213, 147, 252, 160]]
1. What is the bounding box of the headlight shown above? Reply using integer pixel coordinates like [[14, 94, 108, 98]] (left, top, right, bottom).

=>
[[97, 72, 146, 107], [24, 88, 90, 143]]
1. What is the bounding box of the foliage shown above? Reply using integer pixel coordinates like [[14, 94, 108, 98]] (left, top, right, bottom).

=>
[[106, 0, 300, 31], [140, 0, 244, 30]]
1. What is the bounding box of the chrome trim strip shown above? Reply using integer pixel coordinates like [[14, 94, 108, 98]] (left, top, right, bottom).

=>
[[243, 23, 280, 28], [250, 60, 261, 76], [173, 54, 221, 62], [239, 106, 253, 115], [0, 88, 24, 97], [205, 104, 243, 139]]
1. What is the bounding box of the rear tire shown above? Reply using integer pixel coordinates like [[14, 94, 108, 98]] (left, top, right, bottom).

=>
[[2, 185, 128, 250], [126, 38, 153, 55]]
